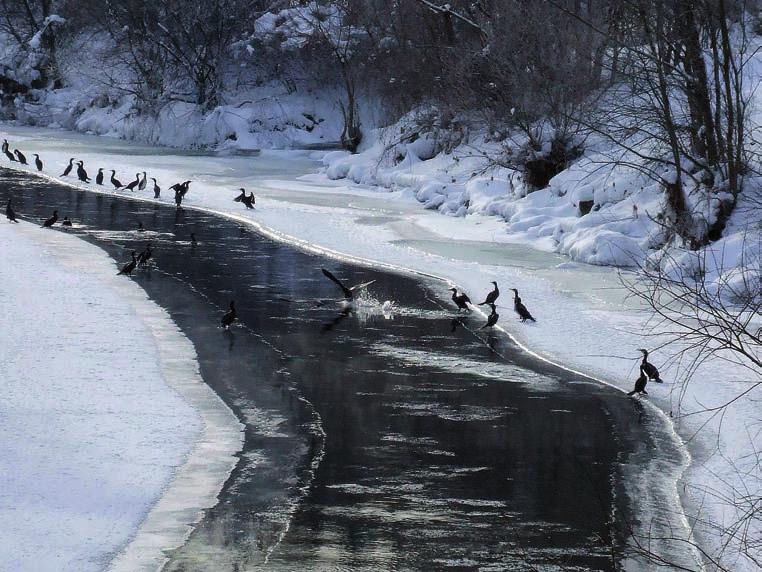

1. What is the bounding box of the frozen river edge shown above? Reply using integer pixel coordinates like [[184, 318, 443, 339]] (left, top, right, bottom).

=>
[[3, 220, 244, 572]]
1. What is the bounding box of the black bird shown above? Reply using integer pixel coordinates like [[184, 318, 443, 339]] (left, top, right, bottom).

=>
[[96, 168, 104, 185], [233, 188, 246, 203], [481, 303, 499, 329], [137, 221, 145, 232], [321, 268, 375, 301], [6, 199, 18, 223], [627, 367, 649, 397], [151, 178, 160, 198], [638, 349, 662, 382], [174, 187, 184, 208], [137, 243, 153, 267], [61, 216, 72, 227], [450, 287, 471, 311], [2, 139, 15, 161], [190, 232, 197, 245], [61, 158, 74, 176], [138, 172, 147, 191], [110, 170, 123, 189], [33, 154, 43, 171], [118, 251, 138, 275], [42, 210, 58, 227], [510, 288, 535, 322], [478, 281, 500, 306], [14, 149, 27, 164], [125, 173, 140, 191], [242, 192, 255, 209], [221, 301, 237, 329], [76, 161, 90, 182]]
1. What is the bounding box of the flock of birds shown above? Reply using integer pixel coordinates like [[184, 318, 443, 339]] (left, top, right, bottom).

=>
[[447, 280, 663, 396], [2, 139, 662, 398]]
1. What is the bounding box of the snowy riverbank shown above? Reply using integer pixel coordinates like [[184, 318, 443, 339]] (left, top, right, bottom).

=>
[[0, 122, 758, 570], [0, 218, 242, 572]]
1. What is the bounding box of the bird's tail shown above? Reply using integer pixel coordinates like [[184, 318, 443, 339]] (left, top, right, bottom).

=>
[[626, 390, 636, 397]]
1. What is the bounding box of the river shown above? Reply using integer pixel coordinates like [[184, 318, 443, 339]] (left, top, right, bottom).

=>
[[0, 167, 685, 570]]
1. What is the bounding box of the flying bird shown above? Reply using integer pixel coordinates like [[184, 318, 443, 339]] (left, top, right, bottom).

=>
[[321, 268, 375, 301]]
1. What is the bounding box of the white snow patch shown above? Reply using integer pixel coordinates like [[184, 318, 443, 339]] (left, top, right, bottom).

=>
[[0, 219, 242, 572]]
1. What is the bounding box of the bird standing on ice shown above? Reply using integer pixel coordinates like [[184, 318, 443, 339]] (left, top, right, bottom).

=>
[[6, 199, 19, 223], [450, 288, 471, 311], [510, 288, 535, 322], [627, 367, 648, 397]]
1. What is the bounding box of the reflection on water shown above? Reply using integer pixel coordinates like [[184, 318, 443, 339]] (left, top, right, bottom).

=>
[[0, 168, 691, 571]]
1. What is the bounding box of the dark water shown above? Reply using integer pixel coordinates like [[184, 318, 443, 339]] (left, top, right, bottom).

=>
[[0, 169, 663, 570]]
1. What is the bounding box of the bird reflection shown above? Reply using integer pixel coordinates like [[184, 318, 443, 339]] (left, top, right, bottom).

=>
[[450, 317, 464, 333], [321, 307, 352, 333], [224, 329, 235, 351]]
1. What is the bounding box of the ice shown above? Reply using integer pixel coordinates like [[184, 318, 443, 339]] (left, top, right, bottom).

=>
[[0, 219, 242, 572], [0, 121, 758, 569]]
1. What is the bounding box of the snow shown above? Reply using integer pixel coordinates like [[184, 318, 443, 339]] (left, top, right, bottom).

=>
[[0, 218, 242, 572], [0, 122, 759, 570]]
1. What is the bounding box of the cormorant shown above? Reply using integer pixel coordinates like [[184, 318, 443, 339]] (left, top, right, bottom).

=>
[[6, 199, 18, 223], [61, 216, 72, 227], [117, 251, 138, 275], [169, 180, 192, 198], [138, 172, 147, 191], [478, 281, 500, 305], [76, 161, 90, 182], [221, 301, 237, 329], [33, 154, 43, 171], [174, 187, 183, 208], [137, 243, 153, 267], [450, 287, 471, 311], [96, 168, 104, 185], [481, 303, 499, 329], [242, 192, 255, 209], [151, 178, 160, 198], [510, 288, 535, 322], [2, 140, 15, 161], [61, 158, 75, 176], [14, 149, 27, 164], [42, 210, 58, 227], [137, 221, 145, 232], [627, 367, 648, 397], [190, 232, 197, 245], [321, 268, 375, 301], [233, 188, 246, 202], [125, 173, 140, 191], [110, 170, 123, 189], [638, 349, 662, 382]]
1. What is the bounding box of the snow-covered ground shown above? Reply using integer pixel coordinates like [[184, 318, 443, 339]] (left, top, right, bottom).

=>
[[0, 123, 759, 570], [0, 217, 242, 572]]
